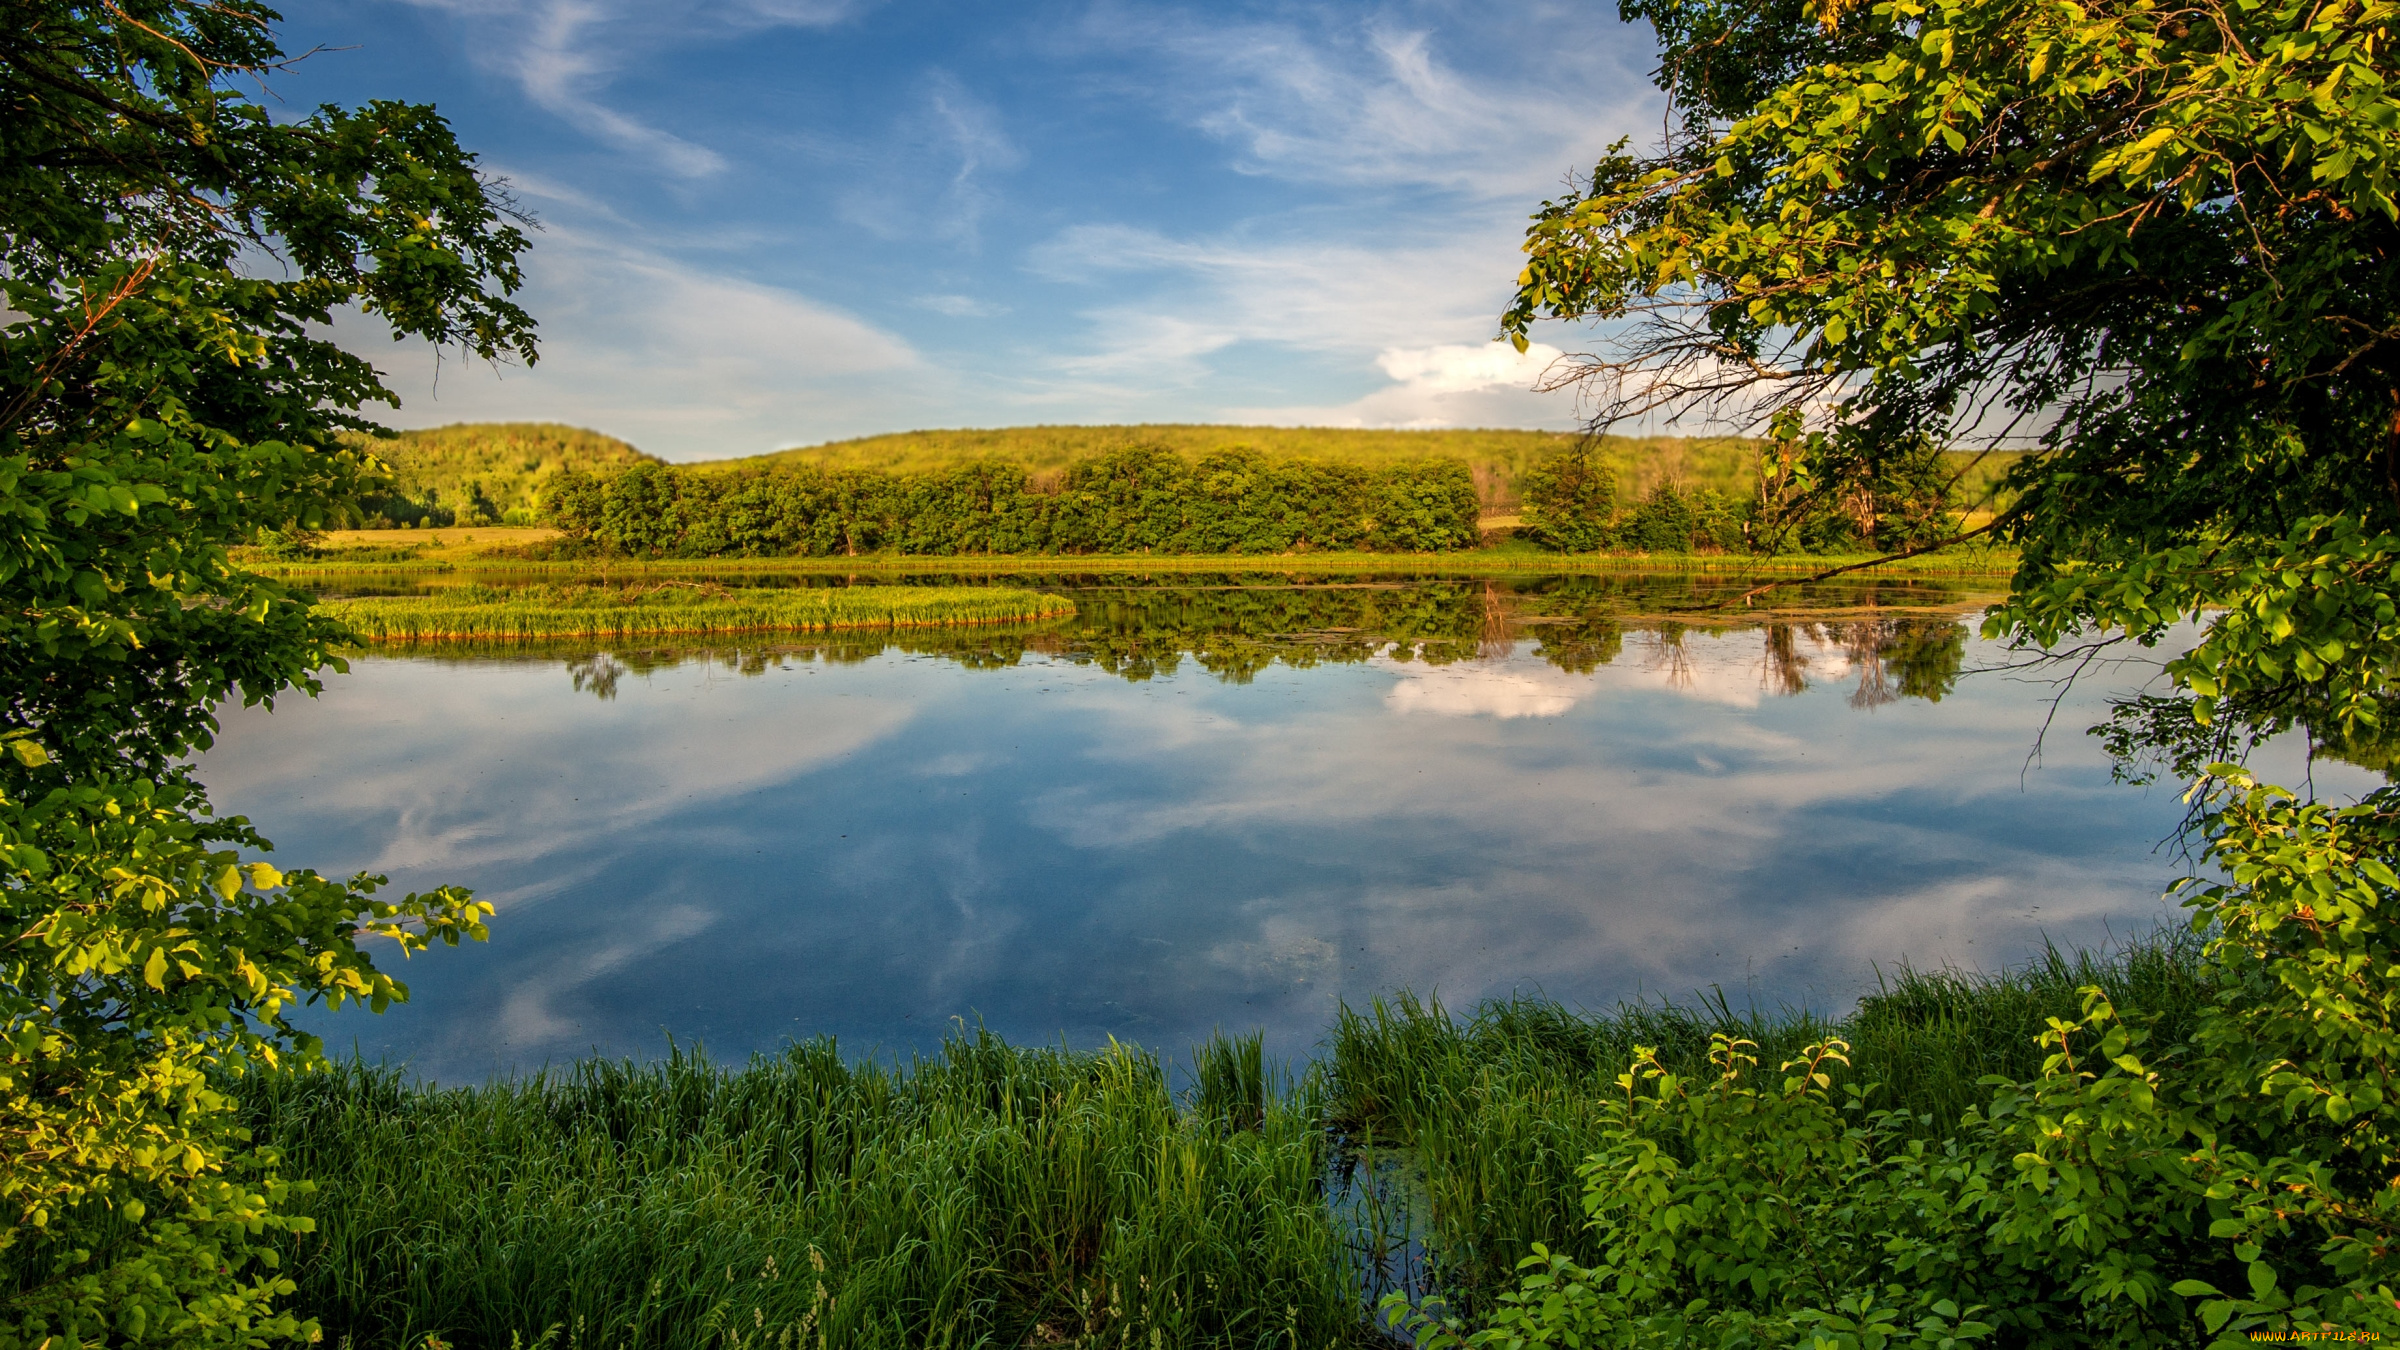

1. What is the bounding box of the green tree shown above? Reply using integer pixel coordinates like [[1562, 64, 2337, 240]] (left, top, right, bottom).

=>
[[1517, 443, 1620, 551], [0, 4, 528, 1344], [1455, 0, 2400, 1338]]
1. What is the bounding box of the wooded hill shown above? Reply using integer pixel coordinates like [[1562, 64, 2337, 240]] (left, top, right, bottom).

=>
[[347, 421, 2019, 526], [349, 422, 657, 526], [714, 425, 1768, 510]]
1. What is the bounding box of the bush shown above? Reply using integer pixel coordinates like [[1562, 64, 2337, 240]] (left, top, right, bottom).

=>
[[1389, 770, 2400, 1346]]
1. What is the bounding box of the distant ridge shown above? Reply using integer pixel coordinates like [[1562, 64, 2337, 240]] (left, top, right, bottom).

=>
[[708, 424, 1766, 508], [348, 423, 2018, 524]]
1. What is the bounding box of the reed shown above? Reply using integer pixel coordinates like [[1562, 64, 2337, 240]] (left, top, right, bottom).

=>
[[323, 583, 1075, 641], [242, 935, 2209, 1343], [241, 1030, 1360, 1349]]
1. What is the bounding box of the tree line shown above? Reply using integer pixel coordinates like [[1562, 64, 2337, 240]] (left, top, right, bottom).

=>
[[541, 444, 1485, 556], [538, 439, 1970, 559]]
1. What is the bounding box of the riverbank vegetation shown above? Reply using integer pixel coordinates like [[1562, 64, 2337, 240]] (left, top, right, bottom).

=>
[[232, 937, 2199, 1347], [1444, 0, 2400, 1327], [244, 540, 2025, 578], [323, 583, 1074, 642], [526, 439, 2005, 561]]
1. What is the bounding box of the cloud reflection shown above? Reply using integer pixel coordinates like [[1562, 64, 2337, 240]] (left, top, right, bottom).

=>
[[193, 623, 2376, 1082]]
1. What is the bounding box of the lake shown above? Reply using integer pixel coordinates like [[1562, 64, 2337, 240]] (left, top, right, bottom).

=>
[[195, 573, 2364, 1083]]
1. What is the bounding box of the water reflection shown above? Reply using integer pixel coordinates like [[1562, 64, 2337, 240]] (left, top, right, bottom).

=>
[[376, 576, 1981, 706], [195, 576, 2360, 1084]]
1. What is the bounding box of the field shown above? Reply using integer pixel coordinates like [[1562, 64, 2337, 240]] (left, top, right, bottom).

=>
[[237, 935, 2199, 1348], [324, 583, 1076, 641]]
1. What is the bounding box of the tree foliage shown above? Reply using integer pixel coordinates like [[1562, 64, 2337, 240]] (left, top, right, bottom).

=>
[[1451, 0, 2400, 1335], [0, 4, 524, 1344], [544, 445, 1486, 557], [1507, 0, 2398, 620]]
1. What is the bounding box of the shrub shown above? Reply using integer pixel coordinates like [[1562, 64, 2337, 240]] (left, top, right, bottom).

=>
[[1516, 444, 1619, 552]]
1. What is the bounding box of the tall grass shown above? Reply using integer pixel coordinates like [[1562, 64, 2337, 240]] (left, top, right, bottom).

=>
[[242, 1030, 1361, 1349], [324, 583, 1075, 641], [245, 936, 2209, 1342], [1323, 930, 2210, 1307]]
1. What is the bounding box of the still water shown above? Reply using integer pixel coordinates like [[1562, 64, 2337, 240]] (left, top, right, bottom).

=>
[[195, 575, 2369, 1082]]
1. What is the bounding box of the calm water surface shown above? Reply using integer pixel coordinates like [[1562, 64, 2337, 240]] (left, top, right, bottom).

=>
[[195, 576, 2370, 1082]]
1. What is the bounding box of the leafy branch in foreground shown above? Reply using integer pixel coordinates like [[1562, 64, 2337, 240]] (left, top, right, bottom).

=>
[[0, 3, 529, 1344], [1436, 0, 2400, 1335]]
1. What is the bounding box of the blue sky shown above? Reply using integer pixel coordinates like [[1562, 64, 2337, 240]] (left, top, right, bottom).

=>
[[271, 1, 1664, 460]]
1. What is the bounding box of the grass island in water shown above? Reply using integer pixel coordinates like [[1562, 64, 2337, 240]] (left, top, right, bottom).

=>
[[323, 582, 1076, 642]]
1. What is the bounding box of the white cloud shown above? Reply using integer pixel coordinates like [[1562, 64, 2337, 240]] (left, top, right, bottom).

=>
[[1019, 221, 1558, 404], [1377, 342, 1564, 393], [355, 219, 921, 458], [1385, 663, 1590, 718], [915, 294, 1009, 318], [1222, 340, 1573, 429]]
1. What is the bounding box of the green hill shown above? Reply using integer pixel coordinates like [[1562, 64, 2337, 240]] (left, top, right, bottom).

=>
[[350, 423, 658, 527], [713, 425, 2018, 511], [342, 422, 2022, 526], [713, 425, 1748, 507]]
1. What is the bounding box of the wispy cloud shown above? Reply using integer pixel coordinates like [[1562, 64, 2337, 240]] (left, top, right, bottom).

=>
[[1065, 2, 1652, 198], [915, 293, 1010, 318], [389, 0, 870, 177], [357, 212, 922, 457], [1016, 218, 1581, 426], [1229, 340, 1575, 429], [838, 71, 1025, 249]]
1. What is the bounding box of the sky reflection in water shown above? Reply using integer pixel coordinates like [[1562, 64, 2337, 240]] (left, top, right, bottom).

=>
[[194, 582, 2375, 1082]]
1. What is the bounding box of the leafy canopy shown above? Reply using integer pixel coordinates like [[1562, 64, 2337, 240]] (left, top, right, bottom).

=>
[[1445, 0, 2400, 1339], [0, 4, 526, 1345], [1508, 0, 2399, 729]]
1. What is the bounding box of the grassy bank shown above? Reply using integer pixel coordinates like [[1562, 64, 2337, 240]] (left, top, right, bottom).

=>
[[240, 935, 2202, 1348], [324, 583, 1074, 641], [259, 543, 2022, 582]]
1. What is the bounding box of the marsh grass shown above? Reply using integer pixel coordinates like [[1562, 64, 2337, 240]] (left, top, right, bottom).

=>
[[323, 583, 1075, 641], [244, 1030, 1360, 1350], [253, 547, 2023, 588], [247, 937, 2207, 1344], [1324, 930, 2211, 1306]]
